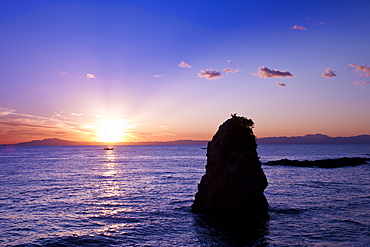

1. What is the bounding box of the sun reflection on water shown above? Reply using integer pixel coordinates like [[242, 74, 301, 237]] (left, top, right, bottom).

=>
[[99, 149, 120, 198]]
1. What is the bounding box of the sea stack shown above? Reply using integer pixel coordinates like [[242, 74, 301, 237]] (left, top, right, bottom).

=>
[[192, 115, 268, 219]]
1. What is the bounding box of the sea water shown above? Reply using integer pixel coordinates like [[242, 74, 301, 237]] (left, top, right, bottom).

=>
[[0, 144, 369, 246]]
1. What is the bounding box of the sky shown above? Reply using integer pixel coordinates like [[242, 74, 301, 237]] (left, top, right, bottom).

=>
[[1, 0, 370, 144]]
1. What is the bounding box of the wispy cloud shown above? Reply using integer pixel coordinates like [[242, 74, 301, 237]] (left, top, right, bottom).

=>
[[178, 61, 192, 68], [54, 112, 67, 119], [129, 132, 177, 142], [253, 66, 293, 78], [198, 69, 222, 80], [154, 74, 164, 78], [354, 80, 370, 86], [291, 25, 307, 30], [86, 73, 97, 79], [159, 125, 170, 130], [348, 64, 370, 77], [58, 71, 70, 77], [0, 110, 95, 143], [223, 68, 241, 74], [0, 109, 142, 144], [322, 68, 337, 78], [0, 107, 15, 117], [222, 60, 240, 74], [276, 82, 286, 87]]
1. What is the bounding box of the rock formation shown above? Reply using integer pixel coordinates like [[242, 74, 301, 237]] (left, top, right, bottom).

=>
[[265, 157, 370, 168], [192, 115, 268, 219]]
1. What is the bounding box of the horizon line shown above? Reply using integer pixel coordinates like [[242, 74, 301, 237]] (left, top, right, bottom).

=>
[[2, 133, 370, 146]]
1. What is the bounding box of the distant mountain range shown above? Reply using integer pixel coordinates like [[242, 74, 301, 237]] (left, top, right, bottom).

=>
[[0, 138, 209, 146], [1, 134, 370, 146]]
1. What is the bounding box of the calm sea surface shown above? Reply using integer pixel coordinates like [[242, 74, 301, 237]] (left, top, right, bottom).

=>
[[1, 144, 369, 246]]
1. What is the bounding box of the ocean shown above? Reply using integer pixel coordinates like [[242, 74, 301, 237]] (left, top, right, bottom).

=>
[[1, 144, 369, 247]]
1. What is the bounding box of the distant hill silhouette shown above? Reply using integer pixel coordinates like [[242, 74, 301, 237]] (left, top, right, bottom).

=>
[[1, 138, 209, 146], [257, 134, 370, 144], [2, 138, 89, 146], [2, 135, 370, 146]]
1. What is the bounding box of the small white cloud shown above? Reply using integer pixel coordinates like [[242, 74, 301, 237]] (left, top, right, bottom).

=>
[[58, 71, 69, 77], [159, 125, 170, 130], [178, 61, 192, 68], [291, 25, 307, 30], [198, 69, 222, 80], [322, 68, 337, 78], [223, 68, 241, 74], [154, 74, 164, 78], [54, 112, 67, 119], [354, 80, 370, 86], [86, 73, 96, 79], [276, 82, 286, 87], [227, 60, 234, 67], [71, 113, 83, 116], [348, 64, 370, 77], [253, 66, 293, 78]]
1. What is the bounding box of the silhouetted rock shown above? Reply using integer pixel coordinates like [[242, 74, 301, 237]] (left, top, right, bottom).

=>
[[192, 115, 268, 220], [265, 157, 370, 168], [257, 134, 370, 144]]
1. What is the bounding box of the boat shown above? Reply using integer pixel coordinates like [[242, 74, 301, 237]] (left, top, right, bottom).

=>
[[103, 147, 114, 150]]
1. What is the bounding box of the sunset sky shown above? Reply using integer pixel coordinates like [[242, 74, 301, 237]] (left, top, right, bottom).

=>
[[1, 0, 370, 144]]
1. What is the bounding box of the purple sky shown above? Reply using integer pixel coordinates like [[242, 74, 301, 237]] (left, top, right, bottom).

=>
[[1, 0, 370, 144]]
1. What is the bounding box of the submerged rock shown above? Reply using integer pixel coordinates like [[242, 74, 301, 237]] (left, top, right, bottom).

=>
[[265, 157, 370, 168], [191, 115, 268, 220]]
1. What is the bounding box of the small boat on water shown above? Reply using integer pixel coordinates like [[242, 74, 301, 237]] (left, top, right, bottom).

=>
[[103, 147, 114, 150]]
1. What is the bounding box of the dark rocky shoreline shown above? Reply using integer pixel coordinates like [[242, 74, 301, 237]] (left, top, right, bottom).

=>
[[264, 157, 370, 168]]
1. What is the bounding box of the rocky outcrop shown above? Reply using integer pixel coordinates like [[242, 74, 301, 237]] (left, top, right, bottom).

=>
[[191, 115, 268, 219], [265, 157, 370, 168]]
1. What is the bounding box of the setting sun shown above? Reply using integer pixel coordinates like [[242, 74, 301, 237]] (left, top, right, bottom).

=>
[[95, 119, 127, 143]]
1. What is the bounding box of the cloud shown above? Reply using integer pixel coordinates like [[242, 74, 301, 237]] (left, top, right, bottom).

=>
[[178, 61, 192, 68], [348, 64, 370, 77], [58, 71, 69, 77], [0, 110, 102, 144], [291, 25, 307, 30], [154, 74, 164, 78], [198, 69, 222, 80], [223, 68, 241, 74], [54, 112, 67, 119], [159, 125, 170, 130], [354, 80, 370, 86], [322, 68, 337, 78], [0, 108, 15, 117], [86, 73, 96, 79], [253, 66, 293, 78], [71, 113, 83, 116], [276, 82, 286, 87], [223, 60, 241, 73]]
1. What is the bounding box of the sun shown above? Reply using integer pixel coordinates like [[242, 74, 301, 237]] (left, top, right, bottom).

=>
[[95, 119, 127, 143]]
